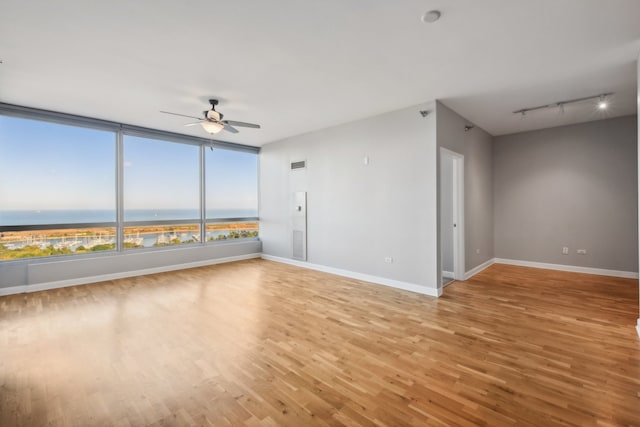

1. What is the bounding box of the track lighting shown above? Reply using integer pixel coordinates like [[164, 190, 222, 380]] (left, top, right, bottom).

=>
[[597, 95, 608, 110], [514, 92, 613, 116]]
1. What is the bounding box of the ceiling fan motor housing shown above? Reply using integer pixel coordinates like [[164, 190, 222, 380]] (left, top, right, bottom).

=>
[[206, 99, 222, 120], [207, 110, 222, 121]]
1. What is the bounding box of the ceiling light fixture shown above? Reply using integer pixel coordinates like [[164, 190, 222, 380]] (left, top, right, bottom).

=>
[[422, 10, 441, 23], [513, 92, 613, 116], [200, 121, 224, 134], [597, 95, 608, 110]]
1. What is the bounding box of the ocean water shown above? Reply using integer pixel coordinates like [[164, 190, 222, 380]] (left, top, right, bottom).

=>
[[0, 209, 258, 226]]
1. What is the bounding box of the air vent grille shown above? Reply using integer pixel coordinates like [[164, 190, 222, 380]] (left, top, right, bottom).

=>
[[291, 160, 306, 170]]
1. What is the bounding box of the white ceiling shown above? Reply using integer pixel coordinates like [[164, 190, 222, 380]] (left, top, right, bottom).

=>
[[1, 0, 639, 146]]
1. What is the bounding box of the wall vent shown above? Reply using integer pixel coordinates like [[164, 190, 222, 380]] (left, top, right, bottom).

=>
[[290, 160, 306, 170]]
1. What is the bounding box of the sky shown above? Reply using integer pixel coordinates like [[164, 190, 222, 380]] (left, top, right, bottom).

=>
[[0, 115, 115, 210], [0, 115, 258, 215]]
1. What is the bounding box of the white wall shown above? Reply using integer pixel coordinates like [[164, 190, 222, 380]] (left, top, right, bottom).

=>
[[260, 102, 440, 294]]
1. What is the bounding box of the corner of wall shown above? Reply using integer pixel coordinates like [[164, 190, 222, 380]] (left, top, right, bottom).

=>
[[435, 102, 495, 278]]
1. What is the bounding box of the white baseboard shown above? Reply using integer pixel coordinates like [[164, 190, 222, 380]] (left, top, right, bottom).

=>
[[464, 258, 496, 280], [0, 284, 27, 297], [442, 270, 455, 279], [261, 254, 441, 297], [494, 258, 639, 279], [0, 253, 262, 297]]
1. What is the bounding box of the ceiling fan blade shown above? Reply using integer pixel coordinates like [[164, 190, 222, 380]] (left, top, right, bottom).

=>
[[223, 124, 239, 134], [160, 111, 203, 120], [184, 121, 203, 127], [223, 120, 261, 129]]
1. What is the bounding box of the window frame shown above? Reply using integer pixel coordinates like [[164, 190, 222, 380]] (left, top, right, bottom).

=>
[[0, 102, 260, 262]]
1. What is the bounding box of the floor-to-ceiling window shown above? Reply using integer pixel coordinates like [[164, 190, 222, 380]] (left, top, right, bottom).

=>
[[205, 147, 259, 242], [123, 135, 201, 249], [0, 115, 117, 259], [0, 105, 259, 261]]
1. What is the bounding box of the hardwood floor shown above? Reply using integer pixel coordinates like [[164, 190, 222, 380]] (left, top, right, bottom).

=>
[[1, 260, 639, 426]]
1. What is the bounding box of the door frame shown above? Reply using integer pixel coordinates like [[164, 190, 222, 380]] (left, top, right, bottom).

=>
[[440, 147, 465, 281]]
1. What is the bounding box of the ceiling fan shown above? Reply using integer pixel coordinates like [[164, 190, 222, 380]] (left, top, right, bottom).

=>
[[160, 99, 261, 135]]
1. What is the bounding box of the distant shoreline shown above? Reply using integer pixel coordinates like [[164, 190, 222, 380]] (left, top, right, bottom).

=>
[[0, 222, 258, 243]]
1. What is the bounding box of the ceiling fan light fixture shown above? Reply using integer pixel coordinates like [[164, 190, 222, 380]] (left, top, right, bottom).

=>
[[161, 99, 260, 135], [201, 121, 224, 134]]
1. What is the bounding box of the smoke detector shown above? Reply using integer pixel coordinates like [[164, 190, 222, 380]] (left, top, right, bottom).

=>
[[422, 10, 441, 23]]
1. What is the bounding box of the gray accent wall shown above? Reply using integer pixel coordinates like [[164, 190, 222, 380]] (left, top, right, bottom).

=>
[[436, 102, 494, 273], [260, 102, 439, 291], [494, 116, 638, 272]]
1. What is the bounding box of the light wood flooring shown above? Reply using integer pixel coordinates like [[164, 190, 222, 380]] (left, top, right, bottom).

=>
[[1, 260, 639, 426]]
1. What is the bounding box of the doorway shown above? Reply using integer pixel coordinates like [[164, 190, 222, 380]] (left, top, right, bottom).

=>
[[440, 148, 465, 286]]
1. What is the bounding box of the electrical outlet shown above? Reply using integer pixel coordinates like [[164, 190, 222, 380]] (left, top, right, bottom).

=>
[[562, 247, 569, 255], [384, 257, 393, 263], [475, 249, 480, 254], [577, 249, 587, 255]]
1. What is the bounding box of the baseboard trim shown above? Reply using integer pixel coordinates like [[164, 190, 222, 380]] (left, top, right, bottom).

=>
[[261, 254, 441, 297], [442, 270, 455, 279], [464, 258, 496, 280], [0, 285, 27, 297], [494, 258, 639, 279], [0, 253, 262, 297]]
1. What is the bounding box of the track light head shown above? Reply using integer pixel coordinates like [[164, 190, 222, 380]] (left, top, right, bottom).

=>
[[598, 95, 608, 110]]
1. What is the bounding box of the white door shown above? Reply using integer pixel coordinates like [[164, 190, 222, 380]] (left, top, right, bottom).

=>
[[440, 148, 465, 283]]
